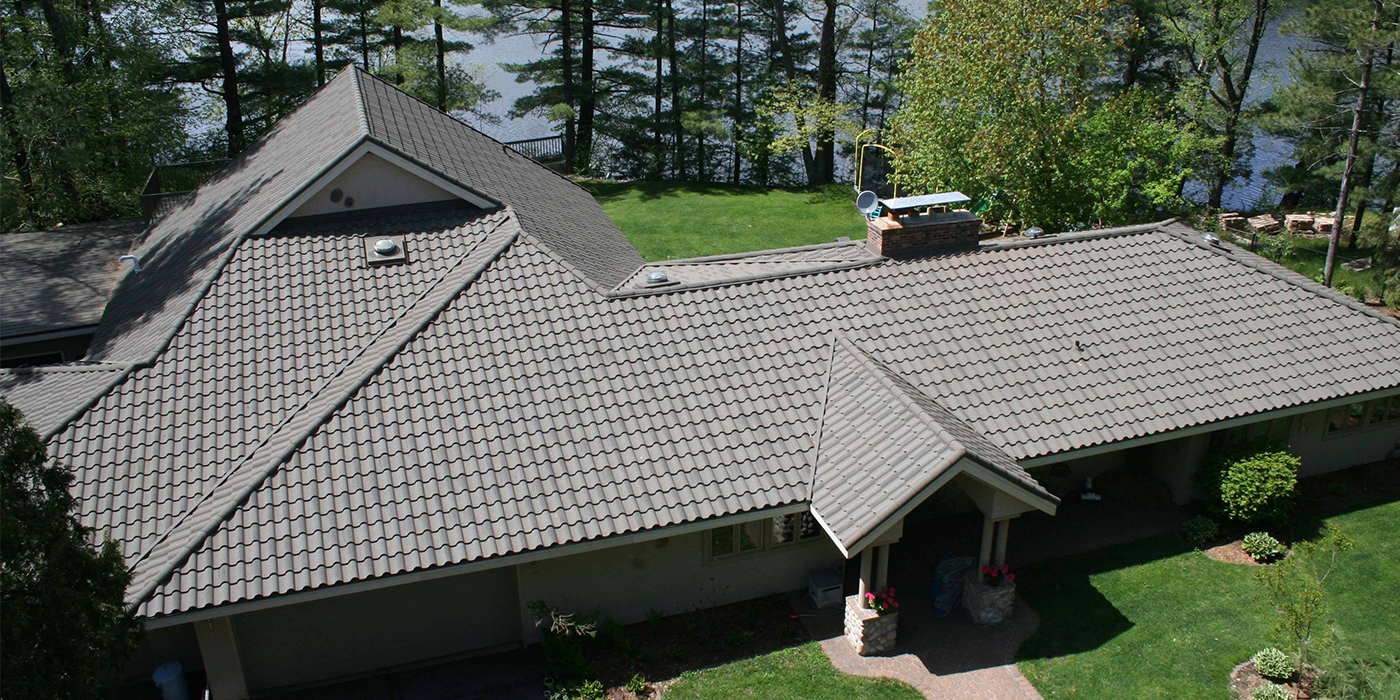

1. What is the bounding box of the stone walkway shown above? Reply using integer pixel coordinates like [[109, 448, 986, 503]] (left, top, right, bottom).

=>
[[794, 591, 1043, 700]]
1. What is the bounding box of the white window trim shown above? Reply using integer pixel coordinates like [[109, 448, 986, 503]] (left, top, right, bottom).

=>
[[1324, 397, 1400, 439]]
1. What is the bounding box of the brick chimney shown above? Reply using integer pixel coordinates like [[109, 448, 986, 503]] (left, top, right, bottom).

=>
[[864, 193, 983, 255]]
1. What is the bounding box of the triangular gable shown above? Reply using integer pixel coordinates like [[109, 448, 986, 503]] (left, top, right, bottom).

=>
[[88, 69, 370, 365], [809, 338, 1057, 557]]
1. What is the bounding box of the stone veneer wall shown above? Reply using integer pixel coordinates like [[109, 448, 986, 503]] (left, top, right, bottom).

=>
[[962, 570, 1016, 626], [867, 211, 983, 254], [844, 595, 898, 655]]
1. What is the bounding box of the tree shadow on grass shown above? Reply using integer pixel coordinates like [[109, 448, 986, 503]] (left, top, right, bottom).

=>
[[1015, 534, 1193, 662]]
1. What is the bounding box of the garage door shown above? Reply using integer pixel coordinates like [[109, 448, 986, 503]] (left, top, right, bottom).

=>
[[233, 566, 520, 693]]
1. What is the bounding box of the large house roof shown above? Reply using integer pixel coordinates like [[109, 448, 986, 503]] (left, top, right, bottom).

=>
[[0, 219, 144, 341], [4, 73, 1400, 621]]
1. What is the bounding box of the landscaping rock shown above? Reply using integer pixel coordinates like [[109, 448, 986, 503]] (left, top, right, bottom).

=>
[[962, 570, 1016, 626], [843, 595, 897, 655]]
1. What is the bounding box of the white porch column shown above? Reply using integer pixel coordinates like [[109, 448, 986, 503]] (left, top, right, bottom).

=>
[[857, 548, 874, 605], [993, 518, 1011, 567], [979, 515, 995, 570], [874, 544, 891, 592], [195, 616, 249, 700]]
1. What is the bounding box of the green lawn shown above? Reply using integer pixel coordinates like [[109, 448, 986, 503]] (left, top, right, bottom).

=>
[[1017, 498, 1400, 699], [579, 179, 865, 261], [662, 642, 923, 700]]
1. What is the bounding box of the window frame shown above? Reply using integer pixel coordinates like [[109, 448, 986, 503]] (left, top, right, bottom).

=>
[[706, 519, 766, 561], [1326, 396, 1400, 438], [769, 512, 823, 548]]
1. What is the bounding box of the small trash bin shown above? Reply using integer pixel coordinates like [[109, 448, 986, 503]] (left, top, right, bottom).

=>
[[153, 661, 190, 700]]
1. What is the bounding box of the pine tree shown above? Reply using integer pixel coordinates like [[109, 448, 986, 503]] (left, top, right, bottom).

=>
[[1, 399, 141, 697]]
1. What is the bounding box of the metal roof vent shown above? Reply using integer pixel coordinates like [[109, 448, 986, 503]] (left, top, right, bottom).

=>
[[1202, 231, 1225, 248], [364, 234, 407, 266], [638, 269, 678, 289], [1024, 226, 1046, 239]]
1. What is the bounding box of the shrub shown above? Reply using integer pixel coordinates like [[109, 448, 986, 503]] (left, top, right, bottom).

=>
[[1197, 443, 1300, 523], [547, 679, 605, 700], [625, 673, 649, 695], [1242, 532, 1286, 562], [1253, 647, 1296, 681], [1252, 683, 1292, 700], [1182, 515, 1220, 548]]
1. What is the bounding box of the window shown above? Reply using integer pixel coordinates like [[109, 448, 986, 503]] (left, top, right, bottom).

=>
[[1328, 397, 1400, 435], [1369, 396, 1400, 425], [1327, 403, 1367, 433], [771, 513, 821, 546], [1210, 416, 1292, 451], [708, 520, 763, 559]]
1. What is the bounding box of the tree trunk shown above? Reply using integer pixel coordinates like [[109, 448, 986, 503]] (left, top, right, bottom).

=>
[[813, 0, 837, 184], [0, 41, 35, 220], [696, 0, 708, 181], [314, 0, 325, 86], [667, 0, 682, 179], [1206, 0, 1269, 209], [1324, 0, 1379, 287], [38, 0, 74, 79], [560, 0, 576, 174], [578, 0, 595, 173], [213, 0, 245, 156], [653, 0, 664, 178], [860, 8, 878, 130], [435, 0, 447, 109], [392, 26, 404, 83], [769, 0, 816, 182], [359, 9, 370, 69], [731, 0, 743, 185]]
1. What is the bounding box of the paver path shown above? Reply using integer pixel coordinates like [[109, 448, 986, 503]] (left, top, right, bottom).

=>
[[795, 591, 1043, 700]]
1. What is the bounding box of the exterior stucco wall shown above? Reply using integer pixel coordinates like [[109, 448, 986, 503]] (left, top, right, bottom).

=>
[[1288, 406, 1400, 477], [232, 565, 519, 694], [515, 526, 843, 644]]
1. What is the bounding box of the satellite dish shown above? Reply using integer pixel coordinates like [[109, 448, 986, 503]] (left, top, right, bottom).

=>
[[856, 190, 880, 215]]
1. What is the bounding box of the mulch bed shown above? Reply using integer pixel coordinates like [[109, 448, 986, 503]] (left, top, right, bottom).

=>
[[1230, 660, 1321, 699], [568, 593, 812, 699], [1204, 540, 1263, 566]]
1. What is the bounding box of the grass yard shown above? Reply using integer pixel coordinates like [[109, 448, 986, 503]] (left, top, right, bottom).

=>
[[662, 642, 924, 700], [579, 179, 865, 261], [1016, 497, 1400, 700], [1247, 233, 1389, 301]]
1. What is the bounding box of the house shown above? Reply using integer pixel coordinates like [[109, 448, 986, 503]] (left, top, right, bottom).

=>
[[2, 68, 1399, 698], [0, 219, 144, 367]]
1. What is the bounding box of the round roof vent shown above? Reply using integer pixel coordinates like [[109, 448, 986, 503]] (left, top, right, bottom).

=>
[[1202, 231, 1223, 247], [373, 238, 399, 256], [646, 270, 669, 285], [1024, 226, 1046, 239]]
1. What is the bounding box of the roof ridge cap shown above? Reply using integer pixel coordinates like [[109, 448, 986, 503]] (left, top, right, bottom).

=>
[[121, 214, 520, 612], [652, 239, 864, 265], [981, 218, 1176, 251], [1160, 222, 1400, 331], [829, 337, 969, 454], [348, 66, 372, 135]]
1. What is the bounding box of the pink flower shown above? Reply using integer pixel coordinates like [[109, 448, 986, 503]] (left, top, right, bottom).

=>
[[888, 587, 895, 594], [1006, 573, 1016, 583], [865, 592, 875, 599], [981, 566, 993, 575]]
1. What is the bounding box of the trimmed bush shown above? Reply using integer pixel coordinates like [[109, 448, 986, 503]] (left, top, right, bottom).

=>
[[1181, 515, 1220, 548], [1253, 647, 1296, 681], [1242, 532, 1286, 562], [1252, 683, 1292, 700], [1197, 443, 1299, 523]]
